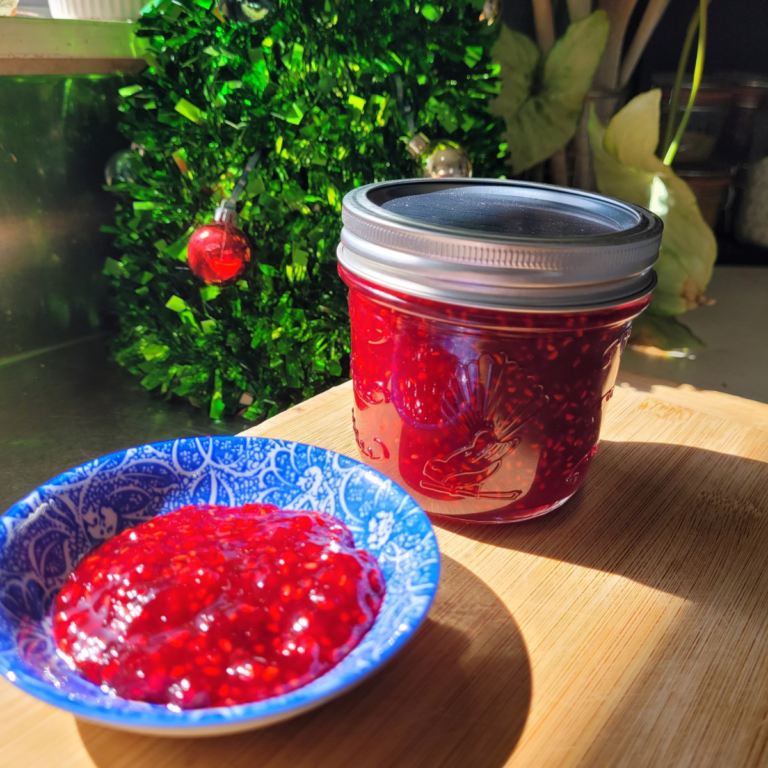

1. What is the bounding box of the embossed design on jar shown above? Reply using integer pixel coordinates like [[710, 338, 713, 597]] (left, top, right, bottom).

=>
[[354, 378, 391, 408], [351, 304, 392, 407], [420, 355, 548, 499], [601, 327, 632, 371], [566, 442, 600, 486], [352, 409, 390, 460], [366, 313, 391, 347], [560, 378, 613, 489]]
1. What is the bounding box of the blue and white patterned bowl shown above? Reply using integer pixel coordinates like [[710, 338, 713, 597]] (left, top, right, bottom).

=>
[[0, 437, 440, 736]]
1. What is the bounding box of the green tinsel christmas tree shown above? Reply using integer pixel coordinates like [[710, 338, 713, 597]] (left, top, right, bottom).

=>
[[106, 0, 505, 420]]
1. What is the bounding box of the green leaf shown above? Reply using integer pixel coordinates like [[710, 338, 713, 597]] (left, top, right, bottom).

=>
[[273, 101, 305, 125], [489, 27, 541, 134], [200, 285, 221, 301], [119, 84, 143, 97], [174, 98, 207, 124], [491, 12, 609, 173], [426, 96, 459, 134], [289, 43, 304, 72], [157, 110, 181, 127], [421, 4, 443, 21], [464, 45, 483, 69], [164, 227, 194, 261], [159, 0, 182, 20], [142, 343, 169, 361], [246, 174, 265, 197], [244, 59, 270, 96], [201, 319, 217, 335], [292, 243, 308, 267], [588, 90, 717, 316], [103, 257, 129, 278], [243, 403, 263, 421], [603, 88, 661, 167], [629, 314, 703, 353], [209, 371, 225, 419], [165, 295, 189, 312], [286, 102, 305, 125], [311, 153, 327, 167], [141, 369, 166, 391], [180, 309, 201, 330], [347, 94, 366, 112], [318, 73, 335, 94]]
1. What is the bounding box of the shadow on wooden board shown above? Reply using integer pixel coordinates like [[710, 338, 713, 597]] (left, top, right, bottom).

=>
[[77, 555, 532, 768], [438, 439, 768, 607], [439, 439, 768, 767]]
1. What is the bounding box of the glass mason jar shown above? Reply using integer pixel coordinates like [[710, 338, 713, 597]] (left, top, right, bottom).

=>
[[338, 180, 662, 523]]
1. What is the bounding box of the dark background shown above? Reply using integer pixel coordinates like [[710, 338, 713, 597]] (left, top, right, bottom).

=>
[[502, 0, 768, 80]]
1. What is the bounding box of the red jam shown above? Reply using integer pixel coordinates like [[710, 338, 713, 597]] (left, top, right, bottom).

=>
[[342, 266, 650, 523], [52, 504, 385, 709]]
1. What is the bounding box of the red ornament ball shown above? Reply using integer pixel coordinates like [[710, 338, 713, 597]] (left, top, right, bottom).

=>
[[187, 222, 251, 284]]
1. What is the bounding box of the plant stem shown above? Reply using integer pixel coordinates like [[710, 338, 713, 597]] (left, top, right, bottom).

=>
[[663, 0, 709, 165], [532, 0, 556, 54], [566, 0, 592, 22], [661, 5, 701, 156], [594, 0, 640, 92], [550, 148, 569, 187], [619, 0, 673, 89]]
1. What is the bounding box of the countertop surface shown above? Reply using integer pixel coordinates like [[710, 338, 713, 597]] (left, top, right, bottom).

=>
[[0, 336, 243, 515], [621, 266, 768, 403], [2, 374, 768, 768]]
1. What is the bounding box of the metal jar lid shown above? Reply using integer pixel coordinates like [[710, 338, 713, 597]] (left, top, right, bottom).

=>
[[338, 178, 663, 312]]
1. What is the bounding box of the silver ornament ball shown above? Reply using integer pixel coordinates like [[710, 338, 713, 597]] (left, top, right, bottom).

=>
[[423, 141, 473, 179], [105, 149, 138, 186], [480, 0, 502, 25]]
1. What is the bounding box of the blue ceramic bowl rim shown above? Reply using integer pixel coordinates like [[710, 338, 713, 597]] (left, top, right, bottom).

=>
[[0, 436, 441, 731]]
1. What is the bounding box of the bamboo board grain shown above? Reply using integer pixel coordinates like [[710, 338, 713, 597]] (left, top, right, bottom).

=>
[[2, 375, 768, 768]]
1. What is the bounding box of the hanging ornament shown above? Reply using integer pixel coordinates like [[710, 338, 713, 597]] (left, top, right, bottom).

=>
[[424, 141, 473, 178], [218, 0, 272, 24], [105, 149, 138, 185], [407, 134, 473, 179], [406, 133, 430, 161], [187, 150, 261, 285], [187, 218, 251, 285], [479, 0, 502, 25], [105, 144, 144, 186]]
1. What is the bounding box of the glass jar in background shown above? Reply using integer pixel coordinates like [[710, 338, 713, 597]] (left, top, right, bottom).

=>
[[736, 157, 768, 248], [676, 166, 735, 230], [338, 180, 662, 523], [717, 74, 768, 166], [653, 75, 733, 164]]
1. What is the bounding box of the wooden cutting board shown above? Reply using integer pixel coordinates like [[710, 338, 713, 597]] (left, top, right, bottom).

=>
[[3, 372, 768, 768]]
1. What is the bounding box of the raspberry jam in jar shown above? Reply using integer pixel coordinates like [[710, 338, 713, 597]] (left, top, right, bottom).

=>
[[53, 504, 385, 709], [338, 180, 662, 523]]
